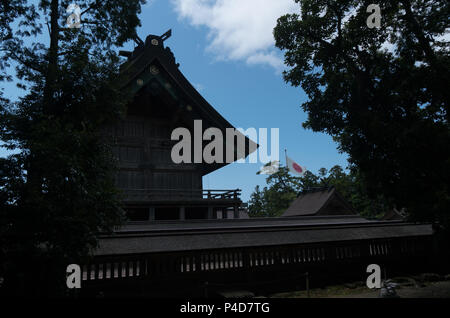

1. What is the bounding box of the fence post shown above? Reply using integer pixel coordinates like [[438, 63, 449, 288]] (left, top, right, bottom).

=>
[[149, 207, 155, 221], [204, 281, 209, 298], [306, 272, 310, 298], [180, 207, 185, 221]]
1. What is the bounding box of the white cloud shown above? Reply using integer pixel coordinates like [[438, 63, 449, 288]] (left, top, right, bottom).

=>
[[171, 0, 298, 71], [246, 51, 284, 71], [143, 0, 156, 8]]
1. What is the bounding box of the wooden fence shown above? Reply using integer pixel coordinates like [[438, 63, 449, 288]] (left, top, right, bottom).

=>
[[79, 235, 432, 295]]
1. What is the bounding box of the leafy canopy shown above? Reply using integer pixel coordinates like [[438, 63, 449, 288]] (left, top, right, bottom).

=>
[[0, 0, 145, 296], [274, 0, 449, 224]]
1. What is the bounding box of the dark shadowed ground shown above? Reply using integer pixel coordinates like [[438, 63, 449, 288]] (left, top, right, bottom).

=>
[[269, 275, 450, 298]]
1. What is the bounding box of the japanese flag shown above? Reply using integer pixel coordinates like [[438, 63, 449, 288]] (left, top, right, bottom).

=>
[[286, 155, 307, 176]]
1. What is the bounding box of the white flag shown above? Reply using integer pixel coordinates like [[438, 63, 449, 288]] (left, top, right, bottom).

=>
[[257, 160, 279, 175], [286, 155, 306, 176]]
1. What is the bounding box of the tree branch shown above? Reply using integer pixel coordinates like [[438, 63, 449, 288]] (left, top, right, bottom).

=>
[[81, 0, 100, 16], [9, 50, 43, 74], [400, 0, 438, 67]]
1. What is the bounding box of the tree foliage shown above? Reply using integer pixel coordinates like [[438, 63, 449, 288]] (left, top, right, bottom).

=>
[[0, 0, 145, 296], [248, 165, 388, 218], [274, 1, 449, 225]]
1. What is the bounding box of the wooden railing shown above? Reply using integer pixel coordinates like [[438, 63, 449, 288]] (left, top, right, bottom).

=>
[[81, 236, 431, 285], [122, 188, 241, 201]]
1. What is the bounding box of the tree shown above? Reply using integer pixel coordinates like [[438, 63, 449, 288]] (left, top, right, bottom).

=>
[[274, 1, 449, 226], [263, 167, 299, 216], [0, 0, 145, 296], [249, 166, 302, 217], [248, 185, 267, 217]]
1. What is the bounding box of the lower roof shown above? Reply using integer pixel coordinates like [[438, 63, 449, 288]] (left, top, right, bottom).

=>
[[94, 216, 433, 256], [283, 187, 355, 217]]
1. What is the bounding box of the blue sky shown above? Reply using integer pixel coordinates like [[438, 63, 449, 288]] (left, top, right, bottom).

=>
[[0, 0, 349, 202]]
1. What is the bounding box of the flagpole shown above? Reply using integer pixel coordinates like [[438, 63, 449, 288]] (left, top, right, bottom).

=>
[[285, 148, 288, 168]]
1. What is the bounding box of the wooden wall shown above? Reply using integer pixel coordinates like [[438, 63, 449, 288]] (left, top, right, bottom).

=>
[[105, 115, 203, 193]]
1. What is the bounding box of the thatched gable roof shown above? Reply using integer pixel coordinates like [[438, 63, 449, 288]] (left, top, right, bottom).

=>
[[118, 32, 258, 174], [282, 186, 356, 217]]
